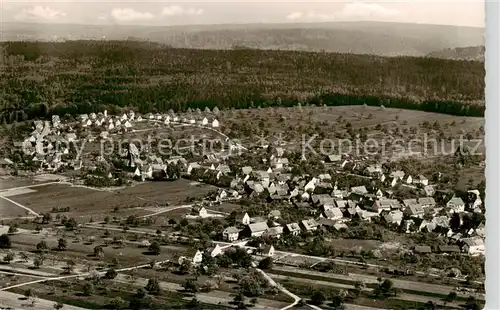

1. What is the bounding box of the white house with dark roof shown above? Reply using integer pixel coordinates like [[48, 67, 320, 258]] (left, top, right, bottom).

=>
[[285, 223, 301, 236], [300, 219, 320, 232], [414, 175, 429, 186], [447, 197, 466, 213], [238, 213, 251, 225], [223, 227, 239, 241], [467, 190, 482, 209], [244, 222, 269, 238], [461, 237, 485, 256]]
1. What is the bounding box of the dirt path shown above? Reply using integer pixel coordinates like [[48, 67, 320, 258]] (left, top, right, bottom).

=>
[[0, 290, 87, 310], [269, 273, 463, 309], [273, 266, 484, 301], [0, 195, 40, 217]]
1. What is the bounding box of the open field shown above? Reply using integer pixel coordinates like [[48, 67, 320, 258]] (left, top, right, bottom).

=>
[[9, 184, 148, 216], [117, 179, 216, 205], [1, 179, 212, 221], [0, 198, 31, 218]]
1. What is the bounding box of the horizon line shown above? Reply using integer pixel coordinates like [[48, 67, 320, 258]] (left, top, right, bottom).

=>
[[2, 20, 485, 29]]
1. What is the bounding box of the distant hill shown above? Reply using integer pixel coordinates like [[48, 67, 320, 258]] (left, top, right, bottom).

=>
[[427, 46, 485, 61], [0, 21, 484, 57]]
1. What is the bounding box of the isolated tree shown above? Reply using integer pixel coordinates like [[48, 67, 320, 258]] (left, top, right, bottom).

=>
[[53, 302, 64, 309], [148, 241, 161, 255], [7, 225, 18, 234], [24, 289, 34, 298], [445, 291, 457, 304], [94, 246, 104, 259], [3, 252, 14, 264], [311, 290, 326, 305], [233, 291, 246, 309], [36, 241, 49, 253], [0, 234, 11, 248], [186, 297, 200, 308], [105, 268, 118, 279], [20, 252, 28, 262], [353, 281, 365, 297], [42, 213, 52, 224], [33, 255, 44, 269], [145, 278, 161, 295], [109, 297, 126, 310], [129, 288, 153, 310], [183, 278, 198, 293], [82, 282, 94, 296], [57, 238, 68, 251], [258, 257, 273, 270], [64, 260, 76, 274], [331, 292, 345, 308]]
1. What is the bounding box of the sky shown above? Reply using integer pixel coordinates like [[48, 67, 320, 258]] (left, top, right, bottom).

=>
[[0, 0, 485, 28]]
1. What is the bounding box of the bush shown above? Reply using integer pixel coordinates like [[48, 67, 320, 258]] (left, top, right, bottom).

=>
[[145, 278, 161, 295], [310, 290, 326, 305], [0, 234, 11, 248], [105, 268, 118, 279], [148, 241, 161, 255], [258, 257, 273, 270]]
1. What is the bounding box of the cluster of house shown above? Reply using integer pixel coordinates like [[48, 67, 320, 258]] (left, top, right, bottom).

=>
[[13, 109, 221, 174], [17, 117, 82, 171], [208, 158, 485, 257]]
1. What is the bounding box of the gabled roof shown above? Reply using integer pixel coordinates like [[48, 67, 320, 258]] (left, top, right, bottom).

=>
[[286, 223, 301, 232], [419, 197, 436, 206], [264, 226, 283, 236], [402, 199, 419, 207], [223, 226, 240, 234], [447, 197, 465, 207], [384, 210, 403, 223], [301, 219, 320, 230], [248, 222, 269, 233], [351, 186, 368, 195], [390, 170, 405, 178]]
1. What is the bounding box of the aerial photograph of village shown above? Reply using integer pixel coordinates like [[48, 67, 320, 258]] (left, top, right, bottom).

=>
[[0, 1, 486, 310]]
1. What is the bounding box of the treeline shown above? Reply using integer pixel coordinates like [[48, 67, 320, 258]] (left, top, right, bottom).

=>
[[0, 40, 485, 123]]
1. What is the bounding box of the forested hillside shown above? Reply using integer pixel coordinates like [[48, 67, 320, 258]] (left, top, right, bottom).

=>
[[0, 40, 485, 123], [427, 46, 485, 61], [2, 21, 484, 57]]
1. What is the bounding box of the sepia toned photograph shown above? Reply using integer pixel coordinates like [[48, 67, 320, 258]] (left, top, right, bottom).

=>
[[0, 1, 487, 309]]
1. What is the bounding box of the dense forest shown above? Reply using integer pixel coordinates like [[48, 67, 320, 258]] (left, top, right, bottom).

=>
[[0, 40, 485, 123]]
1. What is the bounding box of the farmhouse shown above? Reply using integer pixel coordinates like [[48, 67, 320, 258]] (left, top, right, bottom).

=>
[[447, 197, 466, 213], [223, 227, 239, 241], [461, 237, 485, 256], [242, 222, 269, 238]]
